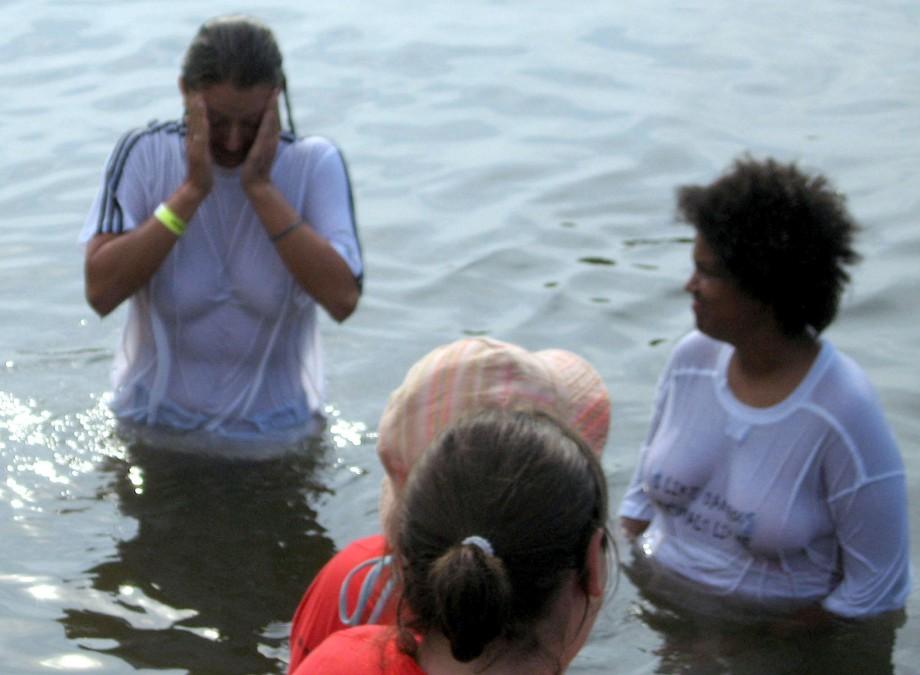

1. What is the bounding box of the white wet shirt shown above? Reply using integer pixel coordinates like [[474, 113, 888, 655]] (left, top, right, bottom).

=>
[[619, 331, 911, 618], [81, 122, 363, 448]]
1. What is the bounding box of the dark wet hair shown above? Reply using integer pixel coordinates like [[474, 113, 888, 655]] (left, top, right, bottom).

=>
[[677, 156, 861, 336], [181, 15, 297, 134], [395, 410, 610, 667]]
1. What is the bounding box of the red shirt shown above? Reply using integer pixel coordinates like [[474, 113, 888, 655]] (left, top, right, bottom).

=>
[[293, 625, 424, 674], [288, 535, 399, 673]]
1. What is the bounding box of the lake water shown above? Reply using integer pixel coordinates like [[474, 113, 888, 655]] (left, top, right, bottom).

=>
[[1, 0, 918, 673]]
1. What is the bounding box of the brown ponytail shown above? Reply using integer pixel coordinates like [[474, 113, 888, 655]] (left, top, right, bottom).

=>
[[396, 410, 609, 664], [428, 542, 513, 661]]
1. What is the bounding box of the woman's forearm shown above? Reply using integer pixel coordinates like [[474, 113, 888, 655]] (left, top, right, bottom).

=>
[[246, 182, 360, 322], [84, 182, 207, 316]]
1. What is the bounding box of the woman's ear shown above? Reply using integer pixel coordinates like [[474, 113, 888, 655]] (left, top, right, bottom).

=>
[[585, 528, 607, 598]]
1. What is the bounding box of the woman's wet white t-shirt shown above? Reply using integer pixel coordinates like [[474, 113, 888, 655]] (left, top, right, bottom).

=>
[[82, 122, 363, 446], [619, 331, 910, 618]]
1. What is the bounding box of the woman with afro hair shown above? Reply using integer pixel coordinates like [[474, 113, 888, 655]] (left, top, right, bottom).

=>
[[619, 157, 910, 631]]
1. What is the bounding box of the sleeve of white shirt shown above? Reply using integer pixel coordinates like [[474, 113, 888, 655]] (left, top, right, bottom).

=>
[[80, 128, 155, 244], [819, 368, 912, 618], [304, 141, 363, 281]]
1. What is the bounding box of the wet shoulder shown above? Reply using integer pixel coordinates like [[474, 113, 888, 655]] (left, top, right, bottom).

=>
[[668, 330, 725, 373], [806, 340, 903, 475], [277, 133, 344, 168], [809, 341, 882, 417], [106, 119, 184, 171]]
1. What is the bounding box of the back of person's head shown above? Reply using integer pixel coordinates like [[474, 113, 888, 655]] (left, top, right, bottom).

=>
[[376, 337, 611, 538], [677, 155, 861, 336], [181, 15, 285, 91], [396, 410, 610, 667]]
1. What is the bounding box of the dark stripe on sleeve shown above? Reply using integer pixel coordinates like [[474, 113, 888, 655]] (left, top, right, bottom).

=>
[[97, 127, 143, 235], [334, 147, 364, 291], [96, 120, 182, 236]]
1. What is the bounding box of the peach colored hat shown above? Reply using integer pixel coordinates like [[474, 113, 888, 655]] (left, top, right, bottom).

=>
[[377, 337, 611, 533]]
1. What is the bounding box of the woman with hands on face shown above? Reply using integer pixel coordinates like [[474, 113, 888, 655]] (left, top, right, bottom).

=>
[[81, 16, 363, 452]]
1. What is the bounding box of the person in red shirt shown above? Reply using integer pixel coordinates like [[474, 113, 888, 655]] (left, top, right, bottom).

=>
[[288, 337, 611, 671], [295, 410, 612, 674]]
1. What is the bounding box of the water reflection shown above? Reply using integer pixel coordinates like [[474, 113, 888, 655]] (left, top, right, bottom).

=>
[[60, 441, 335, 674], [624, 556, 902, 675]]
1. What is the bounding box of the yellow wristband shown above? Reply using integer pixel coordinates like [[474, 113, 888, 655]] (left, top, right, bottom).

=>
[[154, 203, 187, 237]]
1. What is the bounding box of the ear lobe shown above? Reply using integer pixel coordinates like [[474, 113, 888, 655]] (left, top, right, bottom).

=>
[[585, 528, 607, 598]]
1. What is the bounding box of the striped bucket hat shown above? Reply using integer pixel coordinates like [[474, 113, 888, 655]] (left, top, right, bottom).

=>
[[376, 337, 610, 534]]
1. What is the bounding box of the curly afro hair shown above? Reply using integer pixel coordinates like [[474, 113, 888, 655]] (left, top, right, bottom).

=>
[[677, 156, 861, 336]]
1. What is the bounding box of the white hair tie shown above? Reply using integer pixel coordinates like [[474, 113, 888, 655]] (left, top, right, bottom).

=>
[[461, 535, 495, 557]]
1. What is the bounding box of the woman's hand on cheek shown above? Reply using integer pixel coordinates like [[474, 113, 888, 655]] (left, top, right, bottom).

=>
[[184, 92, 213, 198], [241, 89, 281, 193]]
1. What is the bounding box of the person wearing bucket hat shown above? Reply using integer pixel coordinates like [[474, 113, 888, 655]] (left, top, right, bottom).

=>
[[296, 410, 611, 674], [287, 337, 611, 672]]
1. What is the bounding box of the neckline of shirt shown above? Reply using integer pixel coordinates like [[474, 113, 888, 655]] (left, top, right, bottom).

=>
[[714, 338, 834, 422]]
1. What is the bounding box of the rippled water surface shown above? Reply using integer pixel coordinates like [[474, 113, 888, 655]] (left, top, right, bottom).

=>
[[2, 1, 919, 673]]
